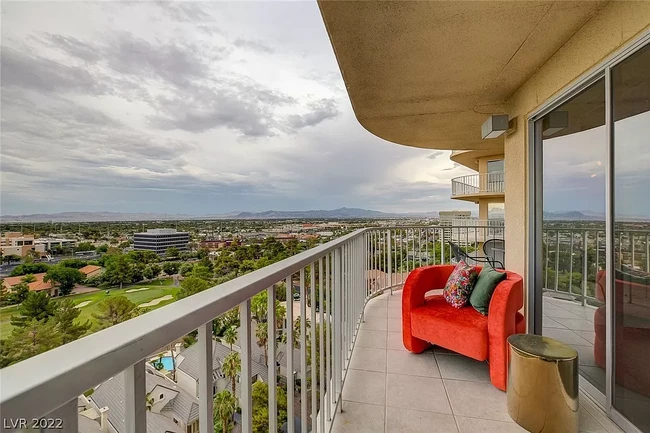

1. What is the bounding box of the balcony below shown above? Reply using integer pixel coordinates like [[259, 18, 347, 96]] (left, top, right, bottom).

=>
[[333, 290, 623, 433], [451, 173, 505, 202]]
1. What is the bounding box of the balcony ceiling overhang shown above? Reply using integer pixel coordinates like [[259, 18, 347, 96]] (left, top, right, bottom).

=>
[[318, 0, 608, 150], [450, 145, 505, 171]]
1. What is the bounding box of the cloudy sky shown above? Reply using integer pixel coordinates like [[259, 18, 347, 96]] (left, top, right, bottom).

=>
[[0, 1, 478, 216]]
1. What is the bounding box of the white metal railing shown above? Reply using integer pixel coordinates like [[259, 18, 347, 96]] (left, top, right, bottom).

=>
[[4, 224, 648, 433], [451, 172, 505, 197], [0, 226, 505, 433]]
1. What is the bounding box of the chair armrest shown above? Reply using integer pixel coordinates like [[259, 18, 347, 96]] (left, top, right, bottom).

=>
[[487, 272, 524, 336], [402, 265, 455, 311], [401, 265, 455, 353], [487, 272, 524, 390]]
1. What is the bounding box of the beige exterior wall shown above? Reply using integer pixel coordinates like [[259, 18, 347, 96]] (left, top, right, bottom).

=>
[[502, 2, 650, 323], [476, 155, 505, 220], [478, 198, 505, 220]]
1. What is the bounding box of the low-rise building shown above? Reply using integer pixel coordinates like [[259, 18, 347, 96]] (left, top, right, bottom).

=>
[[35, 237, 77, 251], [2, 273, 55, 295], [0, 232, 46, 257], [79, 265, 103, 279]]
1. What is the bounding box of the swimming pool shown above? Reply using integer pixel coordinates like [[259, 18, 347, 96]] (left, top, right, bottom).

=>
[[152, 356, 174, 371]]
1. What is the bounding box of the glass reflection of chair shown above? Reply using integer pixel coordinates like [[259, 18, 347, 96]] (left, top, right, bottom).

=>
[[483, 238, 506, 269]]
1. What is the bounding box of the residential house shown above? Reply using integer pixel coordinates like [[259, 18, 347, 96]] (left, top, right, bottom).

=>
[[1, 272, 55, 296], [79, 265, 103, 279], [87, 366, 199, 433]]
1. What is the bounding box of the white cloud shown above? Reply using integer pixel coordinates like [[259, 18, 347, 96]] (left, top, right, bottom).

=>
[[0, 1, 476, 216]]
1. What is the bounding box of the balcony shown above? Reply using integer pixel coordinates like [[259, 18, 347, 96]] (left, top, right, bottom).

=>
[[0, 226, 635, 433], [451, 173, 505, 202]]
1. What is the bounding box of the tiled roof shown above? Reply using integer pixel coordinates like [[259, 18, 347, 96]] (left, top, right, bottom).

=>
[[79, 265, 102, 275], [90, 366, 195, 433], [2, 273, 52, 292]]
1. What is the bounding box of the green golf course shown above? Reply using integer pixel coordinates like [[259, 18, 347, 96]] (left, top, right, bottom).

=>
[[0, 278, 181, 338]]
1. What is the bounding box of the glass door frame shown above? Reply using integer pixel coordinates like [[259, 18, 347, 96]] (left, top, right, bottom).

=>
[[527, 31, 650, 433]]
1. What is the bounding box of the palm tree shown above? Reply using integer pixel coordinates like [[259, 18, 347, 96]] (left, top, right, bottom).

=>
[[255, 322, 268, 365], [221, 352, 240, 397], [213, 390, 236, 433], [223, 326, 237, 350], [292, 316, 311, 349]]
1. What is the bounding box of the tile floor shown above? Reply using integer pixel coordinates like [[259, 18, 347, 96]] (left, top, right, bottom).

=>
[[331, 290, 624, 433]]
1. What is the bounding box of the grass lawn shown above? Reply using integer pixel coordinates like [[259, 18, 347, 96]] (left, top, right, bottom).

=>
[[0, 278, 181, 339]]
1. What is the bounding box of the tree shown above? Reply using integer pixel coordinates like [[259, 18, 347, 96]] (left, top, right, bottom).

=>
[[58, 259, 88, 269], [104, 254, 133, 289], [179, 263, 194, 277], [75, 242, 95, 252], [165, 247, 180, 258], [0, 318, 63, 368], [177, 276, 210, 300], [6, 283, 29, 305], [92, 296, 138, 329], [255, 322, 268, 366], [44, 265, 85, 296], [21, 274, 37, 284], [9, 263, 49, 277], [96, 244, 109, 253], [222, 351, 241, 397], [223, 326, 237, 350], [251, 381, 288, 433], [162, 261, 180, 276], [213, 390, 236, 433], [149, 263, 162, 279], [10, 291, 57, 328], [142, 265, 155, 280], [292, 316, 310, 350], [54, 299, 92, 344], [191, 265, 213, 281]]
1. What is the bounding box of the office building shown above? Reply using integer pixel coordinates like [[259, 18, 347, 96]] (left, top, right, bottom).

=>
[[133, 229, 189, 255]]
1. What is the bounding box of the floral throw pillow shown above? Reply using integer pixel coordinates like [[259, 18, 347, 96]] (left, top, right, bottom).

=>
[[443, 261, 479, 308]]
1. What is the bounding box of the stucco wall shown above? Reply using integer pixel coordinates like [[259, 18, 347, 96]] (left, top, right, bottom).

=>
[[503, 2, 650, 323], [176, 369, 198, 398]]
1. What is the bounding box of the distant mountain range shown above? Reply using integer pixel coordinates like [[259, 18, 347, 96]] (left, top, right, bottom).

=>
[[1, 208, 443, 222]]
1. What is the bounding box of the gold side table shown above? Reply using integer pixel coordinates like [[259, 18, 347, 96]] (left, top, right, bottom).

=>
[[507, 334, 579, 433]]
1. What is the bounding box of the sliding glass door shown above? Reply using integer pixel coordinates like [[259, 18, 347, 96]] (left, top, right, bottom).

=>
[[612, 43, 650, 433], [536, 78, 607, 395], [531, 39, 650, 433]]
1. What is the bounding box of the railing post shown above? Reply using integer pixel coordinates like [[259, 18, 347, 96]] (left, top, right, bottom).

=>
[[387, 229, 392, 295], [440, 229, 445, 265], [318, 256, 325, 433], [582, 231, 589, 306], [198, 321, 213, 433], [310, 263, 317, 432], [569, 231, 574, 295], [42, 398, 77, 433], [299, 268, 308, 433], [555, 231, 560, 292], [124, 360, 146, 433], [240, 300, 252, 433], [646, 235, 649, 273], [325, 254, 332, 421], [285, 276, 294, 433], [267, 285, 277, 433], [333, 248, 342, 413]]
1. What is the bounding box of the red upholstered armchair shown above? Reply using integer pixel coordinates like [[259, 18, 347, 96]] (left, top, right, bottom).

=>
[[402, 265, 525, 391]]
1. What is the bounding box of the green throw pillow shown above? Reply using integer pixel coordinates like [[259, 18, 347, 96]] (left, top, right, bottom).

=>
[[469, 264, 507, 316]]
